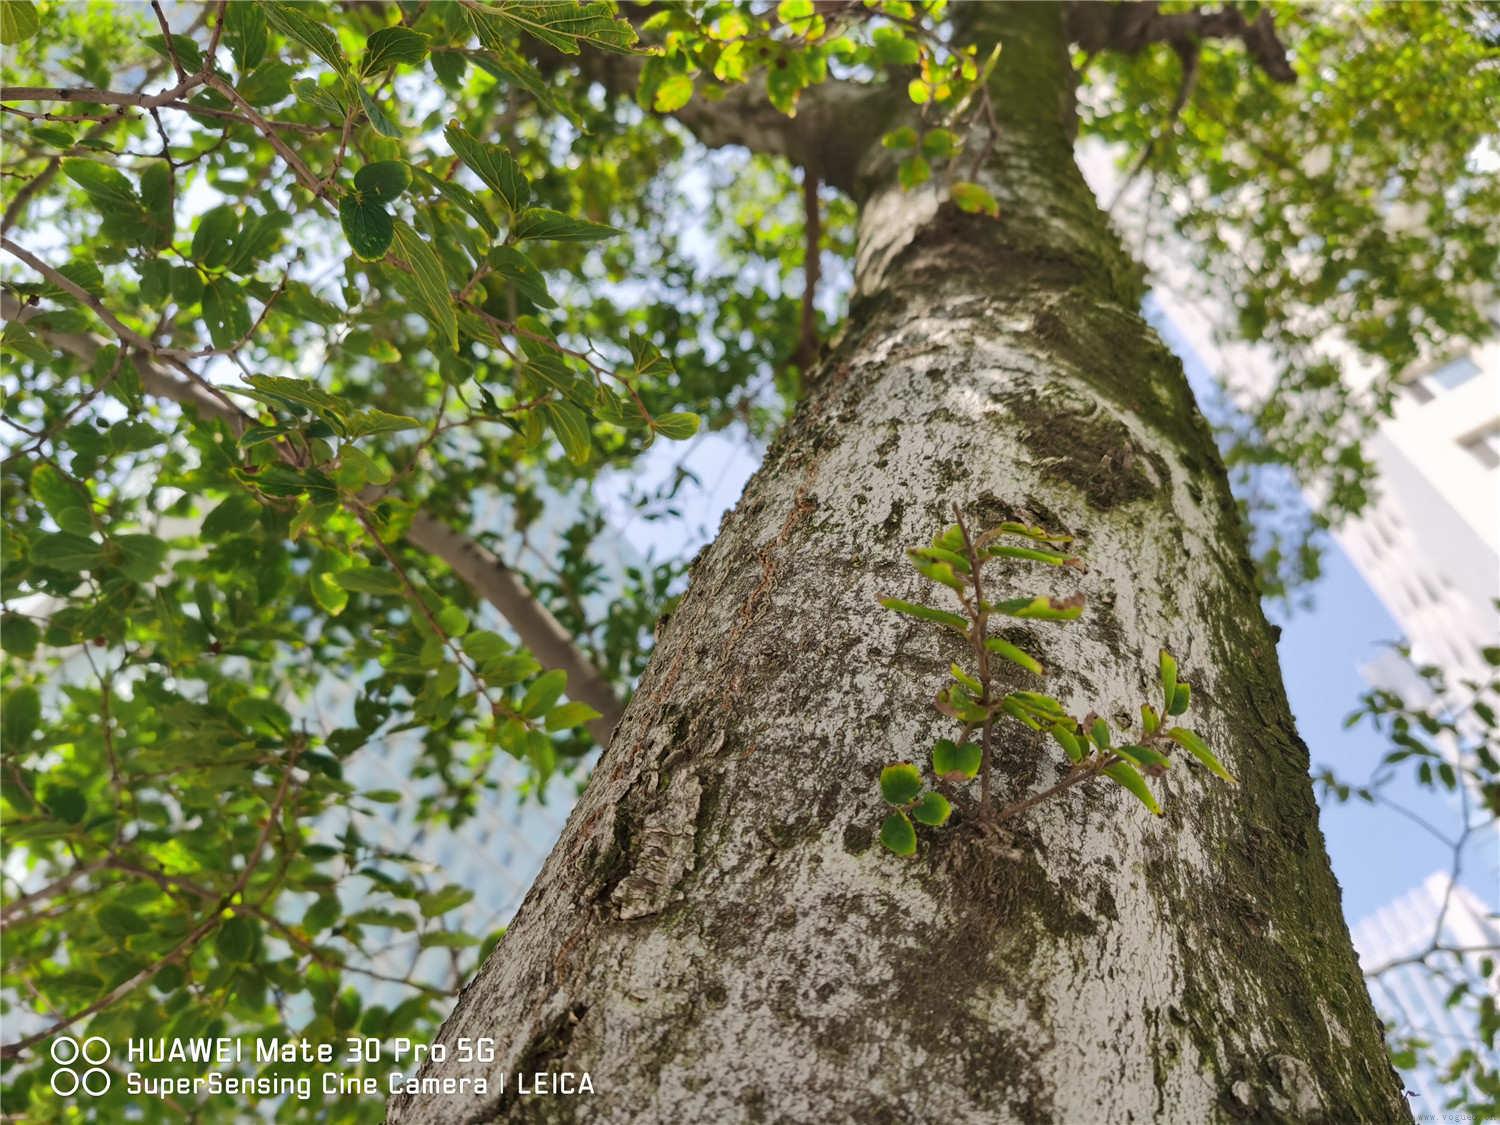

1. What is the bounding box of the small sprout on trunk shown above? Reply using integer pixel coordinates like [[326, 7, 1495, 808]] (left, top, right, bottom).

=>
[[874, 512, 1235, 857]]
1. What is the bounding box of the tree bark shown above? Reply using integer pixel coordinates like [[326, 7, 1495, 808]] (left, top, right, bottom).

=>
[[390, 6, 1408, 1122]]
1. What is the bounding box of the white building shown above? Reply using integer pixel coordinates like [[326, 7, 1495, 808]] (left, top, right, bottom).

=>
[[1338, 337, 1500, 688], [1350, 872, 1500, 1109]]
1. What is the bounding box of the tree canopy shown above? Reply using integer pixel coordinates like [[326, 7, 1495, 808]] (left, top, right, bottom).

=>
[[1, 1, 1495, 1120]]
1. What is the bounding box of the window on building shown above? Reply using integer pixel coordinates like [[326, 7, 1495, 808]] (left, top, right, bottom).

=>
[[1458, 420, 1500, 469], [1426, 356, 1482, 392]]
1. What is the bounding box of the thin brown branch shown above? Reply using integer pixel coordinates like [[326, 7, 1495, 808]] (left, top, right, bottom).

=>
[[0, 861, 109, 926], [1066, 1, 1295, 84], [202, 74, 326, 200]]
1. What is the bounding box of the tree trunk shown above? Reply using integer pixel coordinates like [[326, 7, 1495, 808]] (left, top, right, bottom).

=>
[[390, 6, 1408, 1122]]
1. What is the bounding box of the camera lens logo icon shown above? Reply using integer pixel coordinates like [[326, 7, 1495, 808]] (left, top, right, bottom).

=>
[[49, 1036, 111, 1096]]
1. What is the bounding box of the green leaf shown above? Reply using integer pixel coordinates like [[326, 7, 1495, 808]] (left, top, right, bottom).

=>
[[114, 533, 168, 582], [512, 208, 621, 243], [992, 521, 1072, 544], [1140, 704, 1160, 736], [1103, 762, 1162, 816], [436, 604, 468, 637], [544, 401, 592, 465], [986, 595, 1084, 621], [1159, 649, 1178, 713], [878, 597, 967, 632], [362, 26, 428, 74], [201, 279, 251, 350], [243, 373, 344, 416], [237, 60, 294, 106], [1117, 744, 1171, 771], [653, 73, 694, 112], [0, 0, 40, 44], [226, 210, 291, 274], [911, 791, 952, 827], [357, 86, 401, 137], [1166, 728, 1237, 784], [545, 701, 602, 732], [1049, 723, 1085, 764], [879, 762, 923, 805], [339, 198, 394, 260], [264, 3, 349, 76], [62, 158, 138, 209], [654, 412, 700, 440], [354, 161, 411, 205], [444, 121, 532, 214], [172, 264, 204, 306], [2, 614, 40, 657], [335, 568, 404, 595], [952, 181, 1000, 218], [1089, 717, 1112, 750], [310, 571, 349, 616], [984, 544, 1072, 566], [922, 128, 960, 160], [882, 126, 918, 150], [348, 409, 421, 437], [950, 663, 982, 693], [419, 167, 499, 237], [3, 685, 40, 750], [984, 636, 1043, 675], [871, 26, 919, 65], [303, 896, 341, 934], [906, 551, 963, 590], [462, 631, 508, 664], [144, 32, 204, 73], [910, 545, 971, 573], [487, 245, 551, 304], [29, 531, 102, 572], [931, 738, 981, 781], [42, 784, 86, 824], [1009, 692, 1069, 722], [98, 904, 150, 937], [483, 1, 636, 55], [214, 914, 257, 962], [417, 884, 474, 918], [31, 464, 92, 535], [879, 810, 917, 856], [521, 668, 568, 718], [898, 154, 930, 189], [341, 445, 390, 485], [392, 221, 458, 350], [1169, 683, 1191, 716], [225, 1, 268, 71]]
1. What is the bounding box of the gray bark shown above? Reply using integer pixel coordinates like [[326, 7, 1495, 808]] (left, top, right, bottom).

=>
[[390, 5, 1408, 1122]]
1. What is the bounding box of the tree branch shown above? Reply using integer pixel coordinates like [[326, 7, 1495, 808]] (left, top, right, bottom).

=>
[[543, 48, 894, 197], [1066, 1, 1297, 84], [0, 288, 626, 745]]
